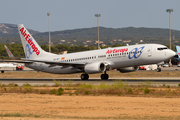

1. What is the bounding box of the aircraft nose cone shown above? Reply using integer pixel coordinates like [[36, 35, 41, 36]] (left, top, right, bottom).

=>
[[169, 50, 176, 58]]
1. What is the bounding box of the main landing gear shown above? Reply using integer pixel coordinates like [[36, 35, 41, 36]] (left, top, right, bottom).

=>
[[101, 71, 109, 80], [156, 67, 161, 72], [81, 74, 89, 80], [80, 71, 109, 80]]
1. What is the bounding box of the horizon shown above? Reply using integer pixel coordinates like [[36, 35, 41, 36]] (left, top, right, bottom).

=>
[[0, 23, 178, 33]]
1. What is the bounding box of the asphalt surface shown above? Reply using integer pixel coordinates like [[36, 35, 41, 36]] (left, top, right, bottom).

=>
[[0, 66, 180, 86], [0, 78, 180, 86]]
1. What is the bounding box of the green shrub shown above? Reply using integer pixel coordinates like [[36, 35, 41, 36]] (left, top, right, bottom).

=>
[[128, 88, 133, 94], [144, 87, 150, 94], [57, 88, 64, 96], [58, 88, 64, 92], [3, 87, 6, 91], [74, 91, 79, 95], [84, 91, 90, 95], [57, 92, 63, 96], [24, 90, 27, 94], [50, 89, 57, 94], [65, 88, 70, 90], [40, 90, 46, 94], [117, 93, 121, 96]]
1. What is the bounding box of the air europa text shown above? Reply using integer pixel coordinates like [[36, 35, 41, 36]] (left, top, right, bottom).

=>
[[19, 27, 40, 55], [106, 48, 128, 54]]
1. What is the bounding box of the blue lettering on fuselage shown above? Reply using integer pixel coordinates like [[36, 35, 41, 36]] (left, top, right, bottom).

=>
[[128, 46, 145, 59]]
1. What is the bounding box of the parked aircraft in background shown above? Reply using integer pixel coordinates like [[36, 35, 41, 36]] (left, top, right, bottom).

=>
[[4, 45, 15, 58], [139, 64, 158, 71], [0, 45, 24, 73], [0, 63, 16, 69], [0, 63, 17, 73], [1, 24, 176, 79], [175, 46, 180, 67]]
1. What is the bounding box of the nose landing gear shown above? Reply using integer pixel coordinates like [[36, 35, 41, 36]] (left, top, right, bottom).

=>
[[156, 67, 161, 72]]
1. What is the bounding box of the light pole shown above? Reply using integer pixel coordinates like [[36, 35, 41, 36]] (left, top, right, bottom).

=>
[[95, 14, 100, 49], [166, 9, 173, 65], [166, 9, 173, 50], [47, 13, 51, 53]]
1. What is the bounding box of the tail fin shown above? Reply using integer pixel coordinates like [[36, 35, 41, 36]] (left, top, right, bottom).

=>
[[4, 45, 14, 58], [18, 24, 51, 59], [176, 46, 180, 58]]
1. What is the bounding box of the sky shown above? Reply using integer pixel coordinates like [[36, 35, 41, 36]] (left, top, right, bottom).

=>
[[0, 0, 179, 32]]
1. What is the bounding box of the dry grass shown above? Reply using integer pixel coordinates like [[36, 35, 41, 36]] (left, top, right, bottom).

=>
[[0, 70, 180, 119], [1, 81, 180, 98]]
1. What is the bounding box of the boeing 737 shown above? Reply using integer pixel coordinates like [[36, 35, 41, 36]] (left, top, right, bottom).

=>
[[2, 24, 176, 80]]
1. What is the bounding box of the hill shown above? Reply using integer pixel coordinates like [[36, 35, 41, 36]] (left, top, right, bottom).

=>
[[0, 23, 180, 46]]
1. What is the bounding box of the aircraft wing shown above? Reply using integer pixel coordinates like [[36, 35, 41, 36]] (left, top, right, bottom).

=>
[[0, 60, 33, 63], [21, 58, 86, 67]]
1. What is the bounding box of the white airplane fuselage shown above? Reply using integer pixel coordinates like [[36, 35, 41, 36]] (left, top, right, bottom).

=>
[[0, 63, 16, 68], [25, 44, 175, 74], [17, 24, 176, 80]]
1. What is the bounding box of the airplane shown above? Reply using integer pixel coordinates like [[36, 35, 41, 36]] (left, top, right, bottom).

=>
[[4, 45, 15, 58], [0, 63, 17, 73], [0, 45, 17, 73], [3, 45, 24, 71], [1, 24, 176, 80], [175, 45, 180, 67]]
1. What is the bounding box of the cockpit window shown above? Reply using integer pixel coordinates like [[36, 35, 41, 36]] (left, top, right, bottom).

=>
[[157, 47, 168, 51]]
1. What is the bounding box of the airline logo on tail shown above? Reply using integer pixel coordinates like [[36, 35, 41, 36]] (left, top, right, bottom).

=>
[[19, 27, 40, 56], [4, 45, 14, 57], [176, 46, 180, 58]]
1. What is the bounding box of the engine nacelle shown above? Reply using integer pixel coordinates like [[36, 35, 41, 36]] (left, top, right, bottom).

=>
[[84, 62, 106, 74], [117, 66, 139, 73]]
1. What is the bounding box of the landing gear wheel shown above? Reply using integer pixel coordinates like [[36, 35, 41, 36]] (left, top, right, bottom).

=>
[[81, 74, 89, 80], [1, 71, 4, 73], [101, 74, 109, 80], [156, 67, 161, 72]]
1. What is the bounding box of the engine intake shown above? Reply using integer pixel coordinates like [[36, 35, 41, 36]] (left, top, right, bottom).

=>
[[117, 66, 139, 73], [84, 62, 106, 74]]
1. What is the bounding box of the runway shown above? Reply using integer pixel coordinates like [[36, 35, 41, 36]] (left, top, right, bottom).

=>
[[0, 66, 180, 86], [0, 77, 180, 86]]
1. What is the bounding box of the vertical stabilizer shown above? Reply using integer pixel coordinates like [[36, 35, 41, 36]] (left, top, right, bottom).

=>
[[176, 46, 180, 58], [18, 24, 51, 59], [4, 45, 14, 58]]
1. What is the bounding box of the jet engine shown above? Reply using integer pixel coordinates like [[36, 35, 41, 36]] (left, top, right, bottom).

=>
[[117, 66, 139, 73], [84, 62, 106, 74]]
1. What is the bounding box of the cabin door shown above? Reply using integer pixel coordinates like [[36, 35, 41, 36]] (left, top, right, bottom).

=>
[[147, 46, 152, 57]]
